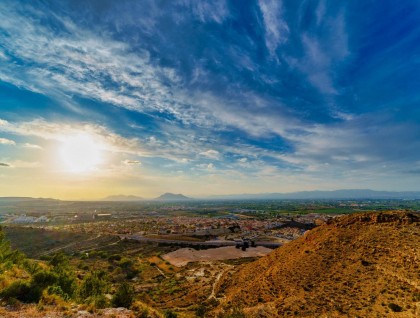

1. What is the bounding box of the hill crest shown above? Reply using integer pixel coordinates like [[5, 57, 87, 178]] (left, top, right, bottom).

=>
[[215, 211, 420, 317]]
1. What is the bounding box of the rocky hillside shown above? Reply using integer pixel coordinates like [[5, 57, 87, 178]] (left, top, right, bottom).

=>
[[214, 211, 419, 317]]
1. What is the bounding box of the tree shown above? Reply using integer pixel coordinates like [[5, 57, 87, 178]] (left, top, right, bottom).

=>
[[49, 252, 77, 299], [0, 228, 24, 271]]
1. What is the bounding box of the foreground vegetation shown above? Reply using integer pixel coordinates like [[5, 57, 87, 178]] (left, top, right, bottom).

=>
[[0, 226, 248, 317], [0, 227, 170, 317]]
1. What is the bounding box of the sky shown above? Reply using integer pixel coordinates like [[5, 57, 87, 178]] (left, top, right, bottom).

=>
[[1, 0, 420, 200]]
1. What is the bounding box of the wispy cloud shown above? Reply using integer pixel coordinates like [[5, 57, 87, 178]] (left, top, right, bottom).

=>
[[22, 143, 42, 149], [0, 162, 10, 167], [290, 5, 349, 96], [258, 0, 289, 58], [0, 2, 308, 145], [0, 137, 16, 145], [185, 0, 229, 24], [199, 149, 220, 160], [122, 160, 141, 165], [0, 118, 144, 156], [0, 3, 187, 120], [0, 1, 419, 195]]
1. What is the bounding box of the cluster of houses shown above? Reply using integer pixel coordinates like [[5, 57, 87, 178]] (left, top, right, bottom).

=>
[[1, 214, 50, 224]]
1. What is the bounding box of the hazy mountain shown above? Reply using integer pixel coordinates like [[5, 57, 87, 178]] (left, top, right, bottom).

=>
[[101, 195, 143, 201], [206, 189, 420, 200], [0, 197, 59, 204], [155, 193, 192, 201], [215, 211, 419, 317]]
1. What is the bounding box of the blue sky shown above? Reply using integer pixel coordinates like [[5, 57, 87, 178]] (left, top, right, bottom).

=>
[[1, 0, 420, 199]]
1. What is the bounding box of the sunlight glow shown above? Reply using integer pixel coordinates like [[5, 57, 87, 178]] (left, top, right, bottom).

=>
[[59, 134, 103, 173]]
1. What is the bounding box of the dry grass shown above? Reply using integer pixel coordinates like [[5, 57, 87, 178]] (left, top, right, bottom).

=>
[[215, 211, 420, 317], [148, 255, 180, 273]]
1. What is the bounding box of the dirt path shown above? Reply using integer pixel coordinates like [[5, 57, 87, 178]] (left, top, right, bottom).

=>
[[154, 265, 167, 278], [208, 266, 233, 300]]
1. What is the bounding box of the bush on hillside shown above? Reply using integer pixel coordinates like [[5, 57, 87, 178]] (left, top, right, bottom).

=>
[[112, 281, 135, 308], [78, 270, 109, 301]]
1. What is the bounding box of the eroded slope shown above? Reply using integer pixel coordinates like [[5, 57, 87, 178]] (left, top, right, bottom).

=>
[[215, 211, 419, 317]]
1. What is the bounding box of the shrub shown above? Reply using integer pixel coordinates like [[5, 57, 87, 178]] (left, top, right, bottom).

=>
[[388, 303, 403, 312], [88, 294, 108, 309], [223, 307, 246, 318], [108, 254, 122, 262], [0, 230, 25, 269], [164, 310, 178, 318], [118, 258, 133, 269], [29, 270, 59, 302], [32, 270, 58, 289], [131, 301, 150, 317], [48, 253, 69, 268], [126, 269, 139, 279], [78, 271, 109, 301], [40, 289, 67, 307], [112, 282, 135, 308], [195, 304, 207, 317], [22, 259, 42, 274], [0, 280, 33, 302], [55, 270, 77, 299]]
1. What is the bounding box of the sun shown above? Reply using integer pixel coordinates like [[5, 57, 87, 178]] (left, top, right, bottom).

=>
[[59, 134, 103, 173]]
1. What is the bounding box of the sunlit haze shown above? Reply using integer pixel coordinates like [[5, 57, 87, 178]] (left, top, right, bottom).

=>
[[59, 134, 103, 173], [1, 1, 420, 200]]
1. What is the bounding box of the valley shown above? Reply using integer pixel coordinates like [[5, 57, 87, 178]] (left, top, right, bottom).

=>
[[0, 199, 418, 317]]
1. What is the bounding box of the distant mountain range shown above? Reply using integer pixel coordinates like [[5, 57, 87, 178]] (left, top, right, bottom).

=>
[[2, 189, 420, 202], [101, 195, 143, 201], [0, 197, 60, 207], [154, 193, 192, 201], [205, 189, 420, 200], [0, 197, 58, 203]]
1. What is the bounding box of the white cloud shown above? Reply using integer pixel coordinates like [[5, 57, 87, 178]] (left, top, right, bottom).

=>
[[0, 1, 410, 189], [0, 50, 8, 61], [291, 7, 349, 96], [22, 143, 42, 149], [122, 160, 141, 165], [0, 118, 145, 156], [259, 0, 289, 58], [186, 0, 229, 24], [0, 2, 301, 145], [199, 149, 220, 160], [0, 137, 16, 145], [0, 3, 186, 119]]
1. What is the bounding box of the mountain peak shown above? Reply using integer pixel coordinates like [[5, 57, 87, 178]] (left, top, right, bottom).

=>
[[155, 193, 192, 201]]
